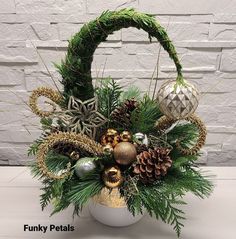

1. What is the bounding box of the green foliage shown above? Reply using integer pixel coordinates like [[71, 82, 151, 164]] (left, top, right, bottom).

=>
[[120, 86, 141, 102], [30, 151, 104, 215], [57, 8, 182, 103], [121, 166, 213, 237], [167, 123, 199, 149], [28, 141, 41, 156], [66, 168, 104, 211], [131, 95, 162, 134], [95, 78, 122, 119], [40, 117, 53, 130]]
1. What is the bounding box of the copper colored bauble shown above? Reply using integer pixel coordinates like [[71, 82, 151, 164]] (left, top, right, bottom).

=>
[[102, 166, 123, 188], [70, 151, 80, 161], [120, 131, 132, 142], [101, 128, 121, 148], [157, 80, 200, 120], [103, 144, 114, 154], [114, 142, 137, 165]]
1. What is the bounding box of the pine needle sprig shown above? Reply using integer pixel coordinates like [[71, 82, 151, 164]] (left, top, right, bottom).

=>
[[95, 77, 122, 119], [131, 94, 162, 133], [66, 168, 104, 211]]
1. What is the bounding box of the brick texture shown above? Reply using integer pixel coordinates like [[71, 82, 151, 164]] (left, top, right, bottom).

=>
[[0, 0, 236, 165]]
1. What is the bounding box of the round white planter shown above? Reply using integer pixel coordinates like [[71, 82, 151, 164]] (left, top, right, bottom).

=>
[[89, 201, 144, 227]]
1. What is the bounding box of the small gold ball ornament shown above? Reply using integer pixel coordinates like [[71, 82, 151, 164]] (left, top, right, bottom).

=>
[[70, 151, 80, 161], [157, 80, 200, 120], [103, 144, 114, 154], [114, 142, 137, 165], [102, 166, 123, 188], [120, 131, 132, 142], [101, 128, 121, 147]]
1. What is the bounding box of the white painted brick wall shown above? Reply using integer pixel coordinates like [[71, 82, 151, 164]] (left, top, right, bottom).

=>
[[0, 0, 236, 166]]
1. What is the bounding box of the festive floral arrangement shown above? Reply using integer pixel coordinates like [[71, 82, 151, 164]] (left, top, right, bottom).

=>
[[28, 9, 213, 237]]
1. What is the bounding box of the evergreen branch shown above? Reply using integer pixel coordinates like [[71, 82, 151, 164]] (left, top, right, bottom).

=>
[[57, 8, 183, 102], [120, 86, 141, 102], [66, 168, 104, 210], [95, 77, 122, 119], [131, 94, 162, 133]]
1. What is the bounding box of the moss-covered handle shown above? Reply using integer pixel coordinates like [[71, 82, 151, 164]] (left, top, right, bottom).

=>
[[57, 8, 183, 102]]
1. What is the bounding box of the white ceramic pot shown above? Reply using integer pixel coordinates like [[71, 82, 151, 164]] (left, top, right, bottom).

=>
[[89, 188, 144, 227]]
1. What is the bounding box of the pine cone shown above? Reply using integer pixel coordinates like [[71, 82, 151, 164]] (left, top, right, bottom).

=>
[[111, 98, 138, 128], [133, 147, 172, 183]]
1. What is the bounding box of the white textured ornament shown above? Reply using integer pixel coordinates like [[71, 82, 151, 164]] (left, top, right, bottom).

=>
[[157, 80, 200, 119]]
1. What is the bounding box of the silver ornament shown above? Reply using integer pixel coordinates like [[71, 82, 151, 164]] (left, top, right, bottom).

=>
[[157, 80, 200, 120], [134, 133, 148, 146], [75, 157, 96, 178]]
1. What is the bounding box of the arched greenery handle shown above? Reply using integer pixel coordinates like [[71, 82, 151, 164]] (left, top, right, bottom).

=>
[[57, 8, 183, 102]]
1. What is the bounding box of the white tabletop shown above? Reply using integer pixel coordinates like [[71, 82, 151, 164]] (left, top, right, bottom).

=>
[[0, 166, 235, 239]]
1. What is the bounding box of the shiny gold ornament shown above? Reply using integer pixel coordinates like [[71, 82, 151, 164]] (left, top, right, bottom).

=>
[[120, 131, 132, 142], [70, 151, 80, 161], [102, 166, 123, 188], [114, 142, 137, 165], [107, 128, 118, 136], [103, 144, 114, 154], [156, 114, 207, 155], [101, 129, 121, 147], [157, 80, 200, 120]]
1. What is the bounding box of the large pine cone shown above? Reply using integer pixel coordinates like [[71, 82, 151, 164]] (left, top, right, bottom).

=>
[[133, 147, 172, 183], [111, 98, 138, 128]]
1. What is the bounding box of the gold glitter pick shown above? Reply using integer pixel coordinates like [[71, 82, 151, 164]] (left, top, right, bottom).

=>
[[29, 87, 63, 117]]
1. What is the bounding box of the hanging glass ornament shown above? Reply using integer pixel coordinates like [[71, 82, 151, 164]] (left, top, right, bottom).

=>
[[157, 80, 200, 120]]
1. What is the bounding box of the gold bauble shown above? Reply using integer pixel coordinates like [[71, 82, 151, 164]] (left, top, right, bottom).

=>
[[70, 151, 80, 161], [107, 128, 118, 136], [101, 128, 121, 147], [157, 80, 200, 120], [114, 142, 137, 165], [120, 131, 132, 142], [103, 144, 114, 154], [102, 166, 123, 188]]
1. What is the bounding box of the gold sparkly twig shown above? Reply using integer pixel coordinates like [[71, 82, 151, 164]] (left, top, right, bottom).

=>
[[29, 87, 63, 117], [37, 132, 103, 179], [156, 114, 207, 155]]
